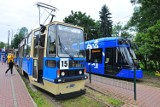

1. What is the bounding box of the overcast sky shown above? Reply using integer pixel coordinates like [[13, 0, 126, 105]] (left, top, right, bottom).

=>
[[0, 0, 134, 44]]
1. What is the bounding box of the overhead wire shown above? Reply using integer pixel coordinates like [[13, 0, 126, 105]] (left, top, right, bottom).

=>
[[113, 15, 132, 24], [31, 0, 53, 29]]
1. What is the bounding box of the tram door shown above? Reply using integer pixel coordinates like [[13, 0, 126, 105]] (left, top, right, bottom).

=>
[[32, 33, 45, 82], [105, 48, 118, 75]]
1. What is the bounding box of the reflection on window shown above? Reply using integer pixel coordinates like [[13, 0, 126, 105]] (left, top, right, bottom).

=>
[[57, 25, 84, 58], [47, 25, 56, 56], [48, 36, 56, 54], [105, 47, 130, 66], [23, 45, 27, 57]]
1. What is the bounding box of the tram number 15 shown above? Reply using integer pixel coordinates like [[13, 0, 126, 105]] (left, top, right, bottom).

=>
[[60, 58, 69, 69]]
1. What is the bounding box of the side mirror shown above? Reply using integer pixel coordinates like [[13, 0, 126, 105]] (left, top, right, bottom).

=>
[[40, 24, 46, 33]]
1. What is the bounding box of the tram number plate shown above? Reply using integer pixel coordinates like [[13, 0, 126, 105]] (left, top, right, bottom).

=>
[[60, 58, 69, 69], [66, 84, 75, 88]]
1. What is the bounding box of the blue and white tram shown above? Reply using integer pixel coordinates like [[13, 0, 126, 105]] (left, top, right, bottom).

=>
[[85, 37, 143, 79], [17, 21, 88, 98]]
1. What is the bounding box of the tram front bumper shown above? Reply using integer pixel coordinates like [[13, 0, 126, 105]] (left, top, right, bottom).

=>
[[55, 75, 88, 83], [55, 89, 86, 100]]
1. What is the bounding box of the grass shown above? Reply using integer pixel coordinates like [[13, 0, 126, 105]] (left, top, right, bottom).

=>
[[18, 67, 124, 107], [59, 95, 106, 107], [143, 70, 157, 77], [59, 87, 124, 107], [27, 86, 54, 107], [22, 76, 124, 107], [20, 74, 55, 107]]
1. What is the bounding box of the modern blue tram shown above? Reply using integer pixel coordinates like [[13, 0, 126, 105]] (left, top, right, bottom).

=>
[[85, 37, 143, 79], [15, 21, 88, 98]]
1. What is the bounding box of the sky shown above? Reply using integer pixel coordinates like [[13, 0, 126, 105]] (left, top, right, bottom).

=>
[[0, 0, 134, 44]]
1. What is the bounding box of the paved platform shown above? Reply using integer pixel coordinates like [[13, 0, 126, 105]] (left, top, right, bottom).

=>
[[86, 75, 160, 107], [0, 63, 37, 107]]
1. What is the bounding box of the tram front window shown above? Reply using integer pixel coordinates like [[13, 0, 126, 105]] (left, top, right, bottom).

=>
[[57, 25, 85, 58], [117, 47, 134, 68]]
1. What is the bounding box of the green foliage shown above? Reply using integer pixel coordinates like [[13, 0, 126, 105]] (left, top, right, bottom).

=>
[[135, 20, 160, 70], [63, 11, 99, 40], [60, 95, 105, 107], [19, 27, 28, 37], [112, 22, 133, 39], [129, 0, 160, 32], [99, 4, 112, 37], [129, 0, 160, 71], [21, 76, 54, 107], [60, 87, 123, 107], [11, 27, 28, 48], [0, 41, 6, 48], [112, 22, 134, 40], [112, 23, 123, 37]]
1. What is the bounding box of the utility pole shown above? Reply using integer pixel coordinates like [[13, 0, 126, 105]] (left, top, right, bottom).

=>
[[8, 30, 10, 54]]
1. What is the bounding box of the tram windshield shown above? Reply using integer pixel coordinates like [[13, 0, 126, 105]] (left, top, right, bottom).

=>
[[57, 25, 85, 58], [117, 47, 137, 68]]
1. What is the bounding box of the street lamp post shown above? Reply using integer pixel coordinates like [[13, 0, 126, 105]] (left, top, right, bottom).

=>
[[8, 30, 10, 54]]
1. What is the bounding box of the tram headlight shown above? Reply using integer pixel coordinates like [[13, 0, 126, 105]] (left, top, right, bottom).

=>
[[79, 70, 82, 75], [61, 72, 65, 76]]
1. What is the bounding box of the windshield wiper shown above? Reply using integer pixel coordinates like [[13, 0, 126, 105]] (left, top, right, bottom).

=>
[[58, 35, 74, 60]]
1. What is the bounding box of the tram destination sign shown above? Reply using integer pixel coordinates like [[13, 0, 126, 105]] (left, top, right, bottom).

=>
[[86, 48, 102, 63]]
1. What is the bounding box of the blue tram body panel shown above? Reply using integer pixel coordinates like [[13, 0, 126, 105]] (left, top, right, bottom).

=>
[[86, 63, 104, 75], [116, 69, 143, 79], [21, 57, 33, 76], [20, 56, 86, 82], [17, 57, 20, 66], [43, 57, 59, 82], [85, 37, 143, 79], [43, 57, 86, 82]]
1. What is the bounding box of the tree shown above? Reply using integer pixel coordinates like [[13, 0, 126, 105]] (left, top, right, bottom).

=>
[[129, 0, 160, 32], [19, 27, 28, 37], [112, 22, 123, 37], [63, 11, 98, 40], [135, 20, 160, 70], [112, 22, 134, 40], [99, 4, 112, 37], [0, 41, 5, 49], [128, 0, 160, 70], [145, 20, 160, 70], [11, 27, 28, 49]]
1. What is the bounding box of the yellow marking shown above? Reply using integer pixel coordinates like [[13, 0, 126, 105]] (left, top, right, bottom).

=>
[[155, 71, 160, 76]]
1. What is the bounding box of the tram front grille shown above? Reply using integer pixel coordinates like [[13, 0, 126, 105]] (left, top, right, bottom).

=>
[[60, 70, 84, 77]]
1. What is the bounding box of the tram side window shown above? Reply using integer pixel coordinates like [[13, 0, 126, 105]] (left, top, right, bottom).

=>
[[27, 34, 32, 57], [33, 31, 39, 57], [46, 60, 56, 68], [105, 48, 116, 65], [47, 25, 56, 56], [20, 46, 24, 57], [23, 45, 27, 57]]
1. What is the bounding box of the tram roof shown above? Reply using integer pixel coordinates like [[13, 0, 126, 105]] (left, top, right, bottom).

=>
[[32, 21, 84, 31], [86, 37, 122, 44]]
